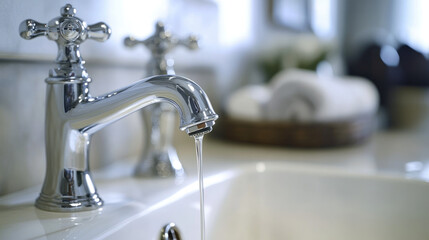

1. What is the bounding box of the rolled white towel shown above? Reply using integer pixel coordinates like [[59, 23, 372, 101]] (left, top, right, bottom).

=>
[[267, 69, 321, 121], [339, 76, 379, 116], [266, 69, 379, 122], [226, 85, 271, 121], [270, 68, 319, 89]]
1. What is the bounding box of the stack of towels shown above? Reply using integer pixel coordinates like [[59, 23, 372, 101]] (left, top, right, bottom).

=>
[[226, 69, 379, 122]]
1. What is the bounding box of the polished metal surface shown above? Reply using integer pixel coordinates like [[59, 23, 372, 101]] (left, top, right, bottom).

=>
[[19, 5, 218, 212], [160, 223, 182, 240], [19, 4, 111, 81], [124, 21, 200, 178]]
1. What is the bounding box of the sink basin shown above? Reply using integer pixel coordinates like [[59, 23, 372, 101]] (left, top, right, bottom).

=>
[[206, 163, 429, 240], [1, 162, 429, 239]]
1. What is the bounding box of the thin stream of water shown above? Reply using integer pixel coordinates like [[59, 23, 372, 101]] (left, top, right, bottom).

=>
[[194, 134, 205, 240]]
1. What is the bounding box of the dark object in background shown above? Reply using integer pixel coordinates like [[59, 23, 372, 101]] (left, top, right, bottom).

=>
[[397, 44, 429, 87], [348, 42, 429, 128], [348, 43, 401, 109]]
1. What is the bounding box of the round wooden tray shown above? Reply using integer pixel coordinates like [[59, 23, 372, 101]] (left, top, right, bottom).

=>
[[215, 115, 376, 148]]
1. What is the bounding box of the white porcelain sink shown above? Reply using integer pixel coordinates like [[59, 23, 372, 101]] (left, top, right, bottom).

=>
[[206, 163, 429, 240], [1, 162, 429, 240]]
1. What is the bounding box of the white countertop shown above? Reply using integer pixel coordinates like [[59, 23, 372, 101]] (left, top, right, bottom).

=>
[[172, 129, 429, 182]]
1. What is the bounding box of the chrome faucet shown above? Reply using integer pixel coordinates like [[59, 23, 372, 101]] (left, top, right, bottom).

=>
[[124, 22, 199, 178], [19, 4, 218, 212]]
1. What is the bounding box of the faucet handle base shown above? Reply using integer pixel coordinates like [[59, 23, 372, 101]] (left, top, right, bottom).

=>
[[134, 147, 185, 179]]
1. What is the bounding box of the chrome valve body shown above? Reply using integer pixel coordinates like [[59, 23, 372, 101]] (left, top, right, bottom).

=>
[[124, 22, 199, 178]]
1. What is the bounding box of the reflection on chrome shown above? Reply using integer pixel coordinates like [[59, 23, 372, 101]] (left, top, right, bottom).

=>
[[19, 4, 218, 212]]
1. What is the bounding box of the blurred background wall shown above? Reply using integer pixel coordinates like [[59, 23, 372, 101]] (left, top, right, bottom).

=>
[[1, 0, 429, 195]]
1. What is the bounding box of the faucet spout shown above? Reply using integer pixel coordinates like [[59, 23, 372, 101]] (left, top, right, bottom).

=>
[[38, 74, 218, 212], [69, 75, 218, 134]]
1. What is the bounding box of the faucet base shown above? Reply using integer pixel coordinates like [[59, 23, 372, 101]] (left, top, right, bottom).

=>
[[35, 193, 103, 212], [135, 147, 185, 178]]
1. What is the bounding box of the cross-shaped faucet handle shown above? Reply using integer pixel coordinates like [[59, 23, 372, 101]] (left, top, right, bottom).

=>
[[124, 21, 199, 75], [19, 4, 111, 44], [19, 4, 111, 80], [124, 21, 199, 54]]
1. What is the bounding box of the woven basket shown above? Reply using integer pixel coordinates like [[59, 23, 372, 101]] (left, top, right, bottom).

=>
[[216, 115, 376, 148]]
